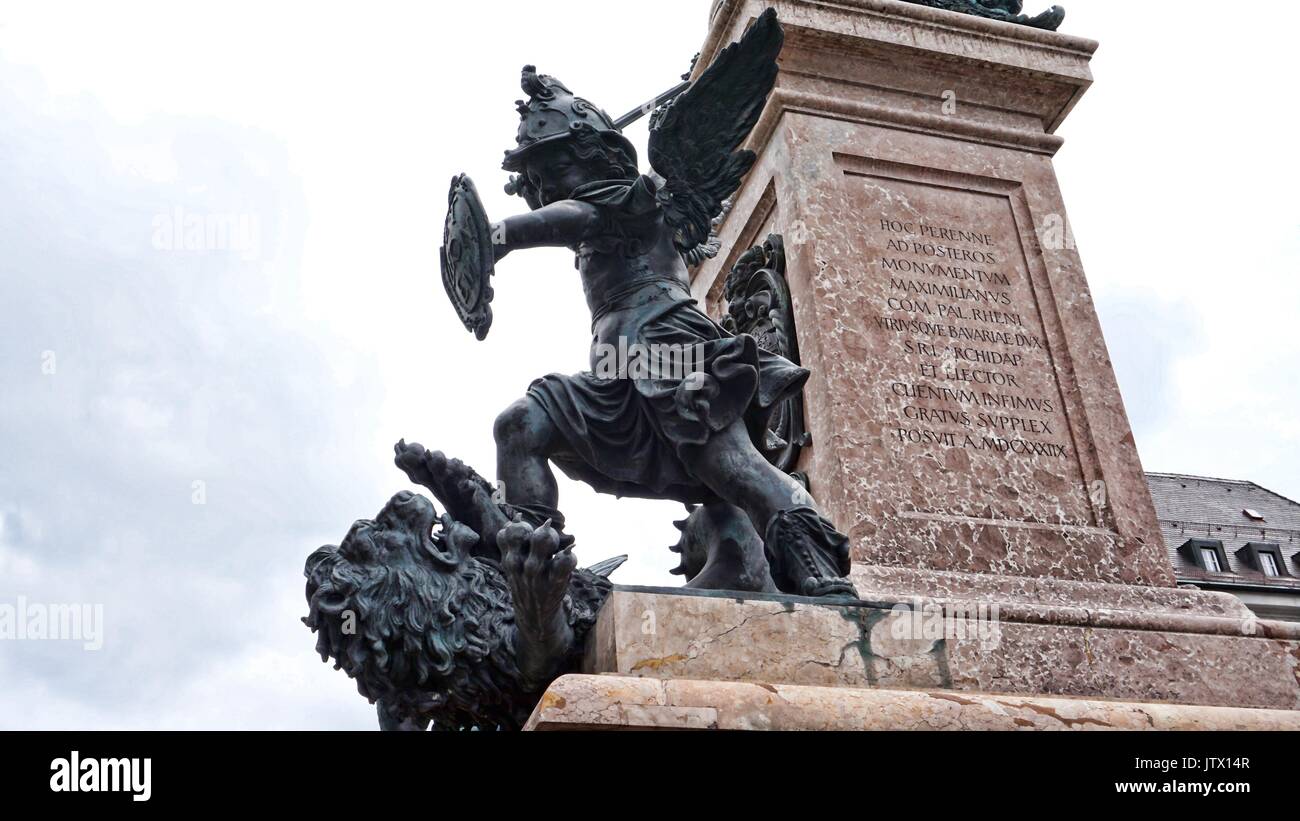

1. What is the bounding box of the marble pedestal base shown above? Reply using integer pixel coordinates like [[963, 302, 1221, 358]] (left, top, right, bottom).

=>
[[525, 675, 1300, 731], [522, 586, 1300, 730]]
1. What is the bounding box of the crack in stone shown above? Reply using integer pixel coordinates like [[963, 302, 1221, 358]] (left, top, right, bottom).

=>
[[929, 692, 984, 708], [801, 639, 859, 673], [1021, 702, 1112, 729], [695, 607, 795, 651]]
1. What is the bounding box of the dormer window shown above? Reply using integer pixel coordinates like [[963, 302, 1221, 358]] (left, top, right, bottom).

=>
[[1236, 542, 1289, 578], [1180, 539, 1230, 574]]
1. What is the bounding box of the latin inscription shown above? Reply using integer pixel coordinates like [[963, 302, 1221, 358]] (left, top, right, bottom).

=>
[[873, 217, 1072, 461]]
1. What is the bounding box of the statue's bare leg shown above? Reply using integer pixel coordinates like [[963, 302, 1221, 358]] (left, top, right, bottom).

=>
[[492, 396, 578, 548], [684, 420, 857, 598], [494, 397, 563, 513]]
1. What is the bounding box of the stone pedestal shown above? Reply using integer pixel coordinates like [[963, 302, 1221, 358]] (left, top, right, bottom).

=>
[[522, 588, 1300, 730], [521, 2, 1300, 731], [526, 675, 1300, 731], [692, 0, 1169, 590]]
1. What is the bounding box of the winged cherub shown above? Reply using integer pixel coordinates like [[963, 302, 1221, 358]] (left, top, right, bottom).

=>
[[448, 10, 856, 598]]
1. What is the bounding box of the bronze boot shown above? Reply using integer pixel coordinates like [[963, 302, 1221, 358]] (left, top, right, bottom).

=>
[[763, 507, 858, 598]]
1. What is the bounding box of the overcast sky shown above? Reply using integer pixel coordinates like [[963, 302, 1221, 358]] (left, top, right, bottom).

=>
[[1, 1, 1297, 730]]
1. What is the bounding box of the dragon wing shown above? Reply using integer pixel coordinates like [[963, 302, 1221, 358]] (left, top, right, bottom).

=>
[[647, 8, 783, 257], [584, 555, 628, 578]]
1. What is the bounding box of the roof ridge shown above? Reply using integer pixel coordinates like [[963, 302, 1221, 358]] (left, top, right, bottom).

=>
[[1145, 471, 1253, 485], [1146, 472, 1300, 509]]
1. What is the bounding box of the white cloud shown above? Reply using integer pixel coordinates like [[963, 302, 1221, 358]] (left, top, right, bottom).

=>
[[1058, 3, 1300, 496]]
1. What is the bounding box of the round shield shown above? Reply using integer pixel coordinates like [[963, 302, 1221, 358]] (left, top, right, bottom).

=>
[[440, 174, 495, 340]]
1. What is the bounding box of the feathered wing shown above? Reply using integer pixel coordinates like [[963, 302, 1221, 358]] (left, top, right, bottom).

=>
[[648, 8, 783, 257], [584, 555, 628, 578]]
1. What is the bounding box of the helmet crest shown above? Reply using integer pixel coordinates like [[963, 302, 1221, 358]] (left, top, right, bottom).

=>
[[502, 66, 636, 173]]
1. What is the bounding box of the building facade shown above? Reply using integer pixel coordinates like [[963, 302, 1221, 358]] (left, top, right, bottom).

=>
[[1147, 472, 1300, 622]]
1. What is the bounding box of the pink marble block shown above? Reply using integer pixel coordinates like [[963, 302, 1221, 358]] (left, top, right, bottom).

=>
[[692, 0, 1173, 589]]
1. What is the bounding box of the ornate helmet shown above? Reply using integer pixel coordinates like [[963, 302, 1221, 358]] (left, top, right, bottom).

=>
[[501, 66, 637, 172]]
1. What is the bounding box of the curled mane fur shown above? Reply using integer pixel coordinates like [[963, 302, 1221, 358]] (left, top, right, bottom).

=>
[[304, 504, 528, 730], [304, 493, 610, 731]]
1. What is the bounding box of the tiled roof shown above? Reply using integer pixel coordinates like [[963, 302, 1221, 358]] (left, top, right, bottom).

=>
[[1146, 472, 1300, 589]]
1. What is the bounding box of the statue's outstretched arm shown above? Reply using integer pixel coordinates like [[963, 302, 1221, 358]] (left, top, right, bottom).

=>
[[492, 200, 602, 262]]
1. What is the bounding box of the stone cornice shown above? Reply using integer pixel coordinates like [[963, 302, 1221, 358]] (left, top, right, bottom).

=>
[[698, 0, 1096, 135]]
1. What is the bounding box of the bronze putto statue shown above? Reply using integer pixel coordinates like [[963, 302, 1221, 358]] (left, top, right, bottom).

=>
[[307, 8, 862, 731]]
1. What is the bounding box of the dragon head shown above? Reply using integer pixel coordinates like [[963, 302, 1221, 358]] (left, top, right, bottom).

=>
[[303, 491, 527, 730]]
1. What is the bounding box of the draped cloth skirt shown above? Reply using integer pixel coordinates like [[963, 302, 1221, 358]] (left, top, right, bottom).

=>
[[527, 278, 808, 504]]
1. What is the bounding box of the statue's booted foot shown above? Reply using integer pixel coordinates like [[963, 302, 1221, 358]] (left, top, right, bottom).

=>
[[764, 507, 859, 599], [394, 440, 510, 557]]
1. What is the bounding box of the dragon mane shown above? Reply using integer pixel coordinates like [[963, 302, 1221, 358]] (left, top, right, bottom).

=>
[[304, 515, 531, 730], [304, 499, 612, 731]]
